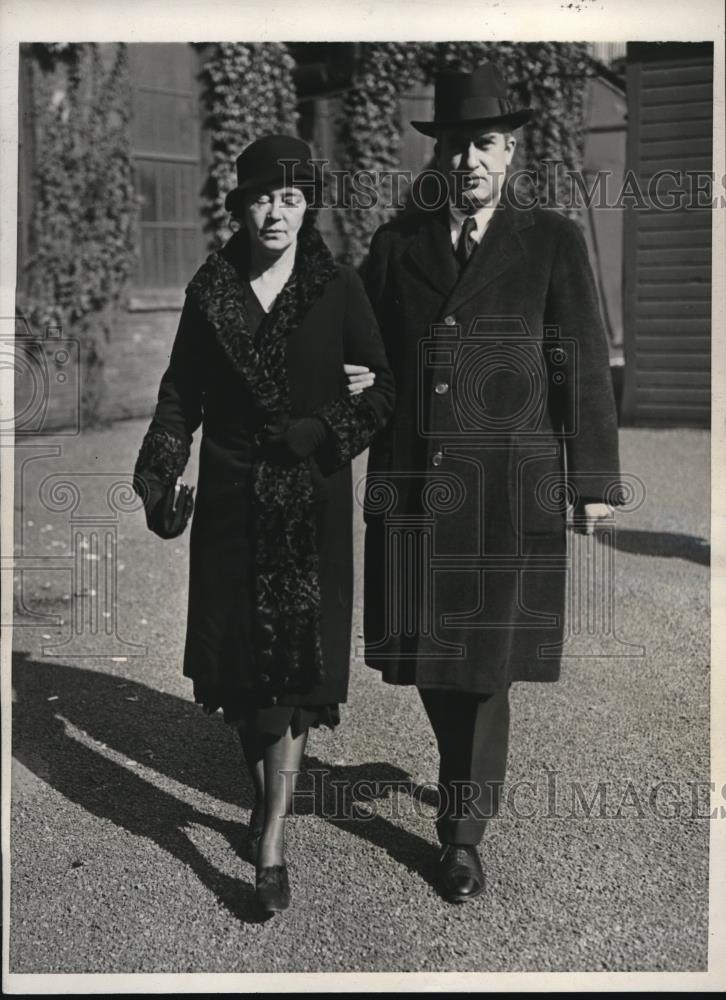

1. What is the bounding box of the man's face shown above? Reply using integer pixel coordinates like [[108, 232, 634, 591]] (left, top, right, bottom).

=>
[[437, 128, 517, 211]]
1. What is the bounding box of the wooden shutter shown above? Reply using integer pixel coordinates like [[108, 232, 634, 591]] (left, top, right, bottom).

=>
[[622, 42, 713, 425]]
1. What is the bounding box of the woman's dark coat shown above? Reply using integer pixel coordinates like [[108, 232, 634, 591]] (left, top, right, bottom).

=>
[[362, 200, 622, 693], [134, 231, 395, 712]]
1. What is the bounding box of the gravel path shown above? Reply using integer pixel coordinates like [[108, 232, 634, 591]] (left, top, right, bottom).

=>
[[9, 423, 711, 975]]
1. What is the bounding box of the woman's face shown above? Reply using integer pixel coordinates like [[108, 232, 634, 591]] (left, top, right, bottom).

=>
[[242, 185, 308, 256]]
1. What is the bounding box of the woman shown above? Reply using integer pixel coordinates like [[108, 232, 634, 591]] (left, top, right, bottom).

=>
[[132, 134, 395, 913]]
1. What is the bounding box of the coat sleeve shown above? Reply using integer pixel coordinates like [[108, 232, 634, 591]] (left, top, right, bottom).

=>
[[362, 225, 391, 321], [132, 296, 205, 512], [312, 265, 396, 473], [545, 219, 623, 507]]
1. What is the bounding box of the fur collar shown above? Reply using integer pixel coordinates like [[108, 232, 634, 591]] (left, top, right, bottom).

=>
[[186, 226, 337, 415]]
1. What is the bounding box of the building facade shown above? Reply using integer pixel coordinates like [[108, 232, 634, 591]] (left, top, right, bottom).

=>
[[15, 42, 712, 430]]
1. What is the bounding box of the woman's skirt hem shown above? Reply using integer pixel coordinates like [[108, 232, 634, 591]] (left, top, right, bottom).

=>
[[196, 695, 340, 739]]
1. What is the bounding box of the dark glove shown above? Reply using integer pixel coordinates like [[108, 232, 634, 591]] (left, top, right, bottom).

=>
[[133, 470, 194, 538], [148, 478, 195, 539], [264, 417, 328, 461], [133, 471, 166, 527]]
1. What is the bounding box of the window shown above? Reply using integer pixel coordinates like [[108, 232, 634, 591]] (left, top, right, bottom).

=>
[[129, 44, 204, 298]]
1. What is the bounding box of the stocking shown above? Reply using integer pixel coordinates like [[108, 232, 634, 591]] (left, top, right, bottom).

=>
[[257, 725, 308, 868], [237, 726, 265, 831]]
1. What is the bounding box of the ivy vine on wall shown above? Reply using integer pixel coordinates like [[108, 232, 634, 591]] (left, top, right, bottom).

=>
[[200, 42, 299, 247], [17, 40, 594, 426], [337, 42, 593, 265], [20, 42, 138, 426]]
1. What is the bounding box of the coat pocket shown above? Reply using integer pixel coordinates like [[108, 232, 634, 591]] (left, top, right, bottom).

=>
[[507, 441, 567, 536]]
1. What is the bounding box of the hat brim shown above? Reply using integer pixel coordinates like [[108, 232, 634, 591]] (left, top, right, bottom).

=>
[[410, 108, 532, 137], [224, 168, 323, 212]]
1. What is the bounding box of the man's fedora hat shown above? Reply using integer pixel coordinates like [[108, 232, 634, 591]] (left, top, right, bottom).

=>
[[410, 62, 532, 137], [225, 134, 321, 213]]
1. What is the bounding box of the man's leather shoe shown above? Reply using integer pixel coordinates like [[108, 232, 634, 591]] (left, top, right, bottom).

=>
[[437, 845, 485, 902], [256, 865, 290, 912]]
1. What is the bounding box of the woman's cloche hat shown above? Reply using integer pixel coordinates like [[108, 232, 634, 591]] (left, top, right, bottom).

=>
[[225, 134, 321, 214], [410, 62, 532, 137]]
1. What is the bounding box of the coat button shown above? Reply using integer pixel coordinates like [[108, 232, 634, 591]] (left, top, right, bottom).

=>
[[260, 673, 270, 683], [443, 314, 456, 326], [432, 451, 443, 467], [434, 382, 450, 394], [271, 695, 278, 705]]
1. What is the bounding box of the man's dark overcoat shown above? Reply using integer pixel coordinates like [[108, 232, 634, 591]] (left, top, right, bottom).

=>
[[135, 234, 395, 712], [362, 200, 622, 693]]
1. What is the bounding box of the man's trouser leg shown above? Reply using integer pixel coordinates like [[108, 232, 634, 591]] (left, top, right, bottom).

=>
[[418, 686, 511, 846]]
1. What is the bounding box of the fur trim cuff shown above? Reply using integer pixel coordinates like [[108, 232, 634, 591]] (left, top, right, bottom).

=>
[[133, 427, 190, 492], [316, 393, 382, 470]]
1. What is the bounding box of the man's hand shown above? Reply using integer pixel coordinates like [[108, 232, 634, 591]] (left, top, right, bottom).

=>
[[572, 501, 613, 535], [344, 363, 376, 395]]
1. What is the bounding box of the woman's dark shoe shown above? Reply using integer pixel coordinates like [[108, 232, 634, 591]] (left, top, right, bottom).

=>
[[247, 805, 264, 864], [437, 844, 485, 903], [256, 865, 291, 913]]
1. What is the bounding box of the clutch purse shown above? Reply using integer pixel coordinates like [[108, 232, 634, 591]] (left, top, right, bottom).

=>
[[149, 476, 195, 540]]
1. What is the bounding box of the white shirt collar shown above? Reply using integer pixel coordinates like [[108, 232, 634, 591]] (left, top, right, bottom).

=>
[[449, 200, 498, 248]]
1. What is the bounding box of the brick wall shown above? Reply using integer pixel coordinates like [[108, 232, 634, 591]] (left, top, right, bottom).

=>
[[103, 308, 180, 423], [13, 306, 180, 434]]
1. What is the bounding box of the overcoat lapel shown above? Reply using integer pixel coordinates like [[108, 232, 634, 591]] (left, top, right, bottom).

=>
[[402, 202, 536, 318], [403, 208, 460, 299], [441, 202, 532, 316]]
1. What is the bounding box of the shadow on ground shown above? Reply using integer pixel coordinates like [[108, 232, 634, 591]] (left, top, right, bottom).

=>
[[603, 529, 709, 566], [12, 653, 441, 924]]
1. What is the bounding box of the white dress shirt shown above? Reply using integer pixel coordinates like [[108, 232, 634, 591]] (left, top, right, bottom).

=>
[[449, 201, 498, 252]]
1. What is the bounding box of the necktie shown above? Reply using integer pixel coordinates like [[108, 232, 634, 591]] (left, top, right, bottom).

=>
[[455, 216, 477, 268]]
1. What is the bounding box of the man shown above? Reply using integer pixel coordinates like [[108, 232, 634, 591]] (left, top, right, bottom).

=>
[[362, 63, 622, 902]]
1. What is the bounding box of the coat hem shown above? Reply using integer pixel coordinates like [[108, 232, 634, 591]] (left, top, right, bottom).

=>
[[365, 659, 560, 691]]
